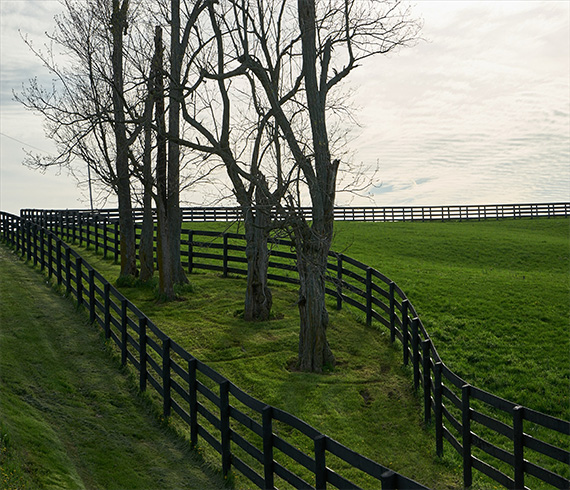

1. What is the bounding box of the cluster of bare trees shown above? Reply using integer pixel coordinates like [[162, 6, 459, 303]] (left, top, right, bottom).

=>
[[18, 0, 420, 372]]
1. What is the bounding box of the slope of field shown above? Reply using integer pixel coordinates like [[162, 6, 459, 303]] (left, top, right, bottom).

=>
[[331, 218, 570, 420], [5, 217, 567, 489], [0, 246, 225, 490]]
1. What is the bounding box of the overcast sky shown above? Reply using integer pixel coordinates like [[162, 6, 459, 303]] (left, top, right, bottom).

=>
[[1, 0, 569, 215]]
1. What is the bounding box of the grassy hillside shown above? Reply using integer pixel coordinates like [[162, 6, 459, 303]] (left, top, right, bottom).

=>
[[331, 218, 570, 420], [0, 246, 225, 490], [3, 217, 567, 489], [54, 234, 463, 488], [186, 218, 570, 420]]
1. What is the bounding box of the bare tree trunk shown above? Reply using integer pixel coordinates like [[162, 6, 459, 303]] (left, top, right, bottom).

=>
[[154, 26, 175, 300], [243, 200, 272, 321], [111, 0, 137, 279], [294, 0, 338, 371], [294, 223, 335, 372], [139, 65, 155, 283], [167, 0, 187, 285]]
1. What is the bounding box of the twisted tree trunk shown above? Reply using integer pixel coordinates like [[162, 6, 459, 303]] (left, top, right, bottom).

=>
[[243, 202, 272, 321]]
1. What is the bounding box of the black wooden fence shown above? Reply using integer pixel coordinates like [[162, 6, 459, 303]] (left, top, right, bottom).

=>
[[0, 211, 429, 490], [4, 210, 570, 490], [21, 201, 570, 225]]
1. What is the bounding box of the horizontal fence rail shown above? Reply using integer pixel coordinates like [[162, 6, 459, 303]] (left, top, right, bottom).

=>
[[6, 208, 570, 490], [21, 201, 570, 225]]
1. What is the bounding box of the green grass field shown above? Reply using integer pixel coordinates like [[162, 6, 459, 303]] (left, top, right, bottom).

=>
[[0, 246, 226, 490], [331, 218, 570, 421], [2, 217, 568, 489], [184, 218, 570, 420]]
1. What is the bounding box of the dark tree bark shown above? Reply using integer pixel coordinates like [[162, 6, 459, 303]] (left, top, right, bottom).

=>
[[295, 226, 335, 372], [173, 2, 276, 320], [167, 0, 188, 285], [139, 41, 157, 283], [243, 188, 273, 322], [285, 0, 339, 371], [154, 26, 175, 300], [111, 0, 137, 279]]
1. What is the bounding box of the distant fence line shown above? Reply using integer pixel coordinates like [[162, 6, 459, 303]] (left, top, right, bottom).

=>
[[9, 208, 570, 490], [20, 201, 570, 225]]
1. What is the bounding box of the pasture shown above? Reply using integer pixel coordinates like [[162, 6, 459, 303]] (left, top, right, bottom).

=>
[[2, 216, 568, 489]]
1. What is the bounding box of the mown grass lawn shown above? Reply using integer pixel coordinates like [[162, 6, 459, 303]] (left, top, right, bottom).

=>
[[0, 246, 225, 490], [56, 232, 463, 488], [184, 218, 570, 420]]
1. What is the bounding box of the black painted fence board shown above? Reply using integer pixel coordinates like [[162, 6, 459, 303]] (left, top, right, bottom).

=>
[[272, 435, 316, 473]]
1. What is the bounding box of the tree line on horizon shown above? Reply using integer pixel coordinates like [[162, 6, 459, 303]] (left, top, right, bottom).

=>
[[17, 0, 420, 372]]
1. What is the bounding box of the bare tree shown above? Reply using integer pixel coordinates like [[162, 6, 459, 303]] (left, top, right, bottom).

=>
[[16, 0, 148, 279], [162, 0, 295, 320], [110, 0, 138, 278], [224, 0, 421, 371]]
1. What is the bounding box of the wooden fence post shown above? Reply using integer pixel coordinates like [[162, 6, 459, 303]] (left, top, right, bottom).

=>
[[56, 240, 63, 286], [32, 223, 40, 267], [95, 214, 100, 254], [314, 434, 327, 490], [13, 218, 19, 253], [139, 317, 147, 392], [72, 212, 77, 243], [389, 282, 396, 343], [262, 405, 274, 490], [402, 300, 409, 365], [121, 299, 128, 366], [513, 405, 524, 490], [336, 254, 343, 310], [114, 222, 119, 263], [366, 267, 372, 326], [220, 380, 231, 477], [78, 213, 83, 247], [381, 470, 397, 490], [434, 362, 443, 457], [88, 269, 95, 323], [76, 257, 83, 306], [222, 233, 228, 277], [32, 224, 38, 266], [462, 384, 472, 488], [47, 232, 53, 279], [104, 283, 111, 339], [26, 222, 32, 261], [422, 339, 431, 423], [65, 247, 72, 295], [103, 217, 108, 258], [39, 226, 45, 271], [412, 317, 420, 391], [188, 358, 198, 447], [188, 230, 194, 273], [162, 336, 171, 417]]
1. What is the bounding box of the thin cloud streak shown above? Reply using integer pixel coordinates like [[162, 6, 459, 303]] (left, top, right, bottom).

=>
[[350, 0, 570, 206]]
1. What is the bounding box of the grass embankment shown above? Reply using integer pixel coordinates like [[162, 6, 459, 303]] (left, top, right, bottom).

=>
[[330, 218, 570, 421], [50, 233, 463, 488], [0, 246, 225, 489]]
